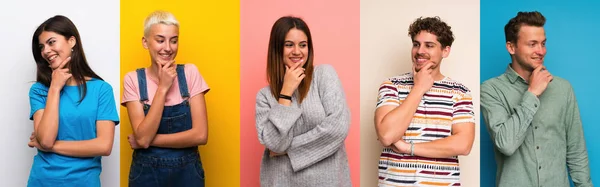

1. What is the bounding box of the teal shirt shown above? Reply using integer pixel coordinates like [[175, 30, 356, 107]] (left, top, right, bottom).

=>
[[27, 79, 119, 187], [481, 66, 592, 187]]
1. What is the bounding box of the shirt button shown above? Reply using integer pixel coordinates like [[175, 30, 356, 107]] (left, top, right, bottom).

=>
[[534, 104, 538, 107], [535, 126, 538, 130], [539, 166, 542, 170], [537, 146, 540, 149]]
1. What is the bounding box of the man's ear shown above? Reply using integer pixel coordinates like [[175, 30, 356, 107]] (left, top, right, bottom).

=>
[[442, 45, 451, 58], [506, 41, 516, 55]]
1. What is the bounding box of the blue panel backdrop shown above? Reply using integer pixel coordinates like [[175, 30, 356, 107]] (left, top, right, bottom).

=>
[[480, 0, 600, 186]]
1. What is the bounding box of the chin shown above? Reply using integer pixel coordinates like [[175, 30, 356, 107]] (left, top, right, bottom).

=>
[[531, 62, 544, 68]]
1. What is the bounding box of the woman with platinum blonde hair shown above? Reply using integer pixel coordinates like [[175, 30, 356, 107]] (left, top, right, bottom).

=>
[[122, 10, 209, 187]]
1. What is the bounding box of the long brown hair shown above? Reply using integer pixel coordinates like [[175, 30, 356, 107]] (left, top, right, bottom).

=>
[[32, 15, 103, 103], [266, 16, 314, 103]]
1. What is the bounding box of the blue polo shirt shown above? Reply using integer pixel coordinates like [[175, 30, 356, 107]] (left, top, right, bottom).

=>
[[27, 79, 119, 187]]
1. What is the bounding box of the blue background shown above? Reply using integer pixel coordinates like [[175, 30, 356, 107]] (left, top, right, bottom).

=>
[[480, 0, 600, 186]]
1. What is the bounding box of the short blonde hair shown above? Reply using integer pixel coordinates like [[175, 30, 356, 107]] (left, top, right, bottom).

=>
[[144, 10, 179, 37]]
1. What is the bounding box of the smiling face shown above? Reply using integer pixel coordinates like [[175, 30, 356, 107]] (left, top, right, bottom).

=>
[[143, 23, 179, 66], [38, 31, 75, 69], [411, 31, 450, 72], [282, 28, 308, 69], [508, 25, 547, 71]]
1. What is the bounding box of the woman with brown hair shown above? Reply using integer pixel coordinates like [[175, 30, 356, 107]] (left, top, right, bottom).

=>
[[255, 16, 351, 186], [27, 15, 119, 187]]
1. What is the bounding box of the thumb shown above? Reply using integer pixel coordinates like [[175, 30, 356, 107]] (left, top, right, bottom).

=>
[[534, 65, 544, 73], [412, 64, 417, 75]]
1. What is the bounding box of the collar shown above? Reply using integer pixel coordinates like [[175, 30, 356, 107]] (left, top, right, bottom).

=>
[[505, 64, 528, 84]]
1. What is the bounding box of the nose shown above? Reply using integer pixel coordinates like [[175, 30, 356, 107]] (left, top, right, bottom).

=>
[[417, 45, 427, 55], [535, 44, 546, 56], [164, 42, 172, 53], [292, 45, 300, 55], [42, 45, 51, 56]]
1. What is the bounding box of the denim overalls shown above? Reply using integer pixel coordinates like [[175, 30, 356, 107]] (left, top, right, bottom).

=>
[[129, 65, 205, 187]]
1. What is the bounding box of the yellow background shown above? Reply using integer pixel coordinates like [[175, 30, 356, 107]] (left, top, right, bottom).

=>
[[120, 1, 240, 186]]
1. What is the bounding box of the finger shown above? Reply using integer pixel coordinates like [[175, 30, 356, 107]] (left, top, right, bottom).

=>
[[533, 65, 545, 73], [165, 60, 175, 68], [426, 67, 434, 74], [164, 66, 176, 74], [157, 61, 164, 70], [56, 68, 70, 73], [423, 62, 434, 71], [156, 59, 168, 68], [161, 61, 169, 70], [298, 73, 306, 80], [57, 57, 72, 69], [412, 64, 418, 75], [291, 62, 301, 70], [28, 140, 37, 148], [293, 66, 305, 74]]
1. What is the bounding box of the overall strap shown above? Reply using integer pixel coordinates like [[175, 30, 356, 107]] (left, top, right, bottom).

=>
[[176, 64, 190, 98], [136, 68, 149, 102]]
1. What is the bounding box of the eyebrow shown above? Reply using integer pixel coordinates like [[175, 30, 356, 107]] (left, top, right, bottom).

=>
[[527, 39, 547, 43], [413, 41, 437, 45], [155, 35, 178, 38], [41, 37, 56, 45], [284, 40, 307, 43]]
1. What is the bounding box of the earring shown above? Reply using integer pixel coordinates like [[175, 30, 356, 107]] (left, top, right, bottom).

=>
[[71, 48, 73, 52]]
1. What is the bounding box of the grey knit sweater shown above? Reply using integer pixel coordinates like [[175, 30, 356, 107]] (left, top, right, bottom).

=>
[[255, 64, 351, 187]]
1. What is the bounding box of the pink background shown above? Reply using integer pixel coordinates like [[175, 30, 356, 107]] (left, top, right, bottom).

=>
[[240, 0, 360, 186]]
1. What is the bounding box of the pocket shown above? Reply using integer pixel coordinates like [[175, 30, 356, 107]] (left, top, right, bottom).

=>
[[161, 113, 192, 133], [128, 162, 144, 182], [162, 112, 187, 121], [193, 161, 205, 180]]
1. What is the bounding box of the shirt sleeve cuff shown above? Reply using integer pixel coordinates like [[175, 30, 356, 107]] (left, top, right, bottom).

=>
[[521, 91, 540, 114]]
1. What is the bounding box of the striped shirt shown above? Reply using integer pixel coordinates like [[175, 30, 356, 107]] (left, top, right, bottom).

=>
[[376, 72, 475, 187]]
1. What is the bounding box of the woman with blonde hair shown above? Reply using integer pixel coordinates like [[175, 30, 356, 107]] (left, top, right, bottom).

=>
[[122, 11, 209, 187]]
